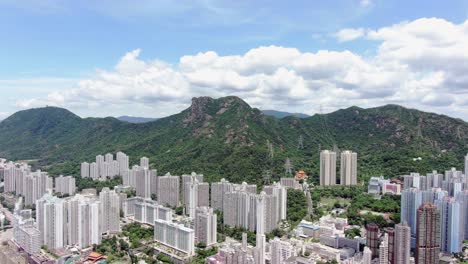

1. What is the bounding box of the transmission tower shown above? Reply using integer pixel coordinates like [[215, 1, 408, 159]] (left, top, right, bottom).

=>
[[266, 140, 274, 159], [298, 135, 304, 149], [263, 170, 272, 185], [284, 158, 293, 176]]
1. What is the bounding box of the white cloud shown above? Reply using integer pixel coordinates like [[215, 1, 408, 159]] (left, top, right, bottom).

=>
[[12, 17, 468, 120], [360, 0, 372, 7], [334, 28, 367, 42], [0, 112, 10, 120]]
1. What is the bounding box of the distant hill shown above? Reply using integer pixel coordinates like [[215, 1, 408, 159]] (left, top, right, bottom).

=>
[[262, 110, 309, 118], [117, 116, 158, 123], [0, 96, 466, 184]]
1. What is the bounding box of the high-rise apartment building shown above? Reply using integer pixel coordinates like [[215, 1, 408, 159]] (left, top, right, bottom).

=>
[[385, 227, 395, 264], [99, 187, 120, 234], [66, 194, 101, 248], [340, 150, 357, 185], [55, 175, 76, 196], [140, 156, 149, 169], [363, 247, 372, 264], [89, 162, 99, 179], [154, 219, 195, 255], [136, 167, 152, 199], [157, 174, 180, 207], [270, 238, 295, 264], [366, 223, 380, 259], [379, 233, 389, 264], [81, 162, 90, 178], [194, 206, 217, 246], [415, 203, 440, 264], [210, 178, 233, 211], [401, 188, 422, 236], [181, 172, 204, 203], [185, 179, 210, 217], [435, 196, 463, 253], [24, 170, 53, 206], [394, 223, 411, 264], [13, 208, 41, 255], [36, 193, 65, 250], [133, 198, 173, 225], [320, 150, 336, 186], [464, 153, 468, 178], [116, 151, 129, 175], [457, 190, 468, 240]]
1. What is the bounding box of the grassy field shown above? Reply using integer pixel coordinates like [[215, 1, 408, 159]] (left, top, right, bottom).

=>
[[319, 197, 351, 208]]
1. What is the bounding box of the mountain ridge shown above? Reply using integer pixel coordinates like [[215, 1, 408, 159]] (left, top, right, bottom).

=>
[[0, 96, 466, 184]]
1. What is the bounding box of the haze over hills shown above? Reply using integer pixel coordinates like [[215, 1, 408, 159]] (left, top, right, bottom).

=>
[[0, 96, 466, 184], [116, 110, 309, 123], [262, 110, 310, 119], [117, 116, 159, 123]]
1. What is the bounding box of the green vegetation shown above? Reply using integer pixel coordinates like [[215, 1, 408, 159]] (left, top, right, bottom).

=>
[[190, 246, 218, 263], [287, 189, 308, 224], [95, 236, 129, 262], [344, 228, 361, 238], [156, 253, 173, 263], [0, 97, 466, 185], [311, 186, 400, 228], [122, 223, 154, 249], [75, 176, 123, 192]]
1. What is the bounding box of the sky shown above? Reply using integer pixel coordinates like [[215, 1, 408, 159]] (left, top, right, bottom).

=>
[[1, 0, 468, 120]]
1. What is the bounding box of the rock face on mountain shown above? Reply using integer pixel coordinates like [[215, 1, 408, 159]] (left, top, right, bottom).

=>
[[0, 96, 466, 184]]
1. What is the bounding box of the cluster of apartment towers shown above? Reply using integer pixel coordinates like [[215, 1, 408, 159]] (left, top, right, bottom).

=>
[[362, 162, 468, 264], [320, 150, 357, 186], [70, 151, 288, 260]]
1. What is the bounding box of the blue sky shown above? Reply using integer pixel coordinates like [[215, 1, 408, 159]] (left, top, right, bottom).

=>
[[1, 0, 468, 119]]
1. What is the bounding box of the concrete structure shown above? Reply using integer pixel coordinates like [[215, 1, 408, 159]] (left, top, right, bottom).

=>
[[81, 162, 90, 178], [116, 151, 129, 174], [384, 227, 395, 264], [270, 238, 295, 264], [435, 196, 463, 253], [320, 150, 336, 186], [89, 162, 99, 179], [154, 219, 195, 255], [279, 178, 302, 190], [0, 242, 28, 264], [36, 193, 65, 250], [210, 178, 234, 211], [379, 233, 389, 264], [401, 188, 422, 236], [457, 190, 468, 240], [55, 175, 76, 196], [181, 172, 204, 203], [135, 167, 153, 199], [394, 223, 411, 264], [366, 223, 379, 259], [362, 247, 372, 264], [66, 194, 101, 248], [223, 186, 284, 234], [195, 206, 217, 246], [157, 173, 180, 207], [185, 178, 209, 217], [415, 203, 440, 264], [140, 156, 149, 169], [99, 187, 120, 233], [340, 150, 357, 185], [133, 198, 173, 225], [13, 206, 41, 255], [464, 153, 468, 179]]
